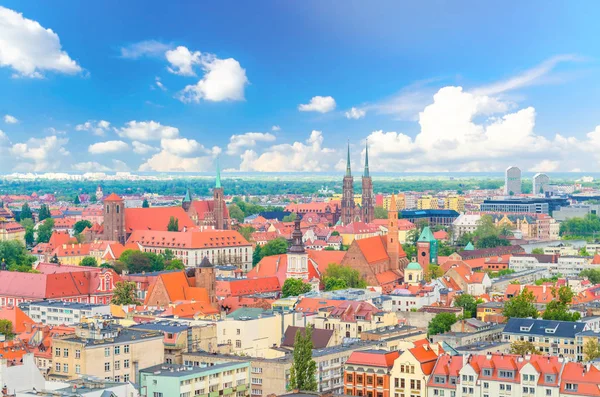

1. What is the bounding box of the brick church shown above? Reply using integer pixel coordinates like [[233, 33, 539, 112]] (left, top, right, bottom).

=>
[[340, 194, 409, 292], [341, 142, 374, 225], [94, 163, 229, 244]]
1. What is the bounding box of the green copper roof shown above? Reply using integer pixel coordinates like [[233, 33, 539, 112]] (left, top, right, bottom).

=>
[[406, 262, 422, 271], [464, 242, 475, 250], [183, 188, 192, 203], [215, 157, 221, 189], [363, 140, 369, 178], [346, 141, 351, 177], [418, 226, 436, 242]]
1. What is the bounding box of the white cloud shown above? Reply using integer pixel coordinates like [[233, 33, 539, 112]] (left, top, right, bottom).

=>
[[0, 130, 8, 144], [0, 6, 82, 78], [88, 140, 129, 154], [132, 141, 158, 155], [112, 159, 130, 172], [227, 132, 276, 155], [3, 114, 18, 124], [139, 150, 214, 172], [161, 137, 209, 157], [345, 107, 366, 120], [10, 135, 69, 171], [271, 125, 281, 132], [75, 120, 111, 136], [154, 76, 166, 91], [120, 40, 170, 59], [117, 120, 179, 141], [529, 160, 560, 172], [298, 96, 336, 113], [72, 161, 111, 172], [166, 46, 203, 76], [472, 54, 580, 96], [178, 56, 249, 102], [239, 130, 336, 172]]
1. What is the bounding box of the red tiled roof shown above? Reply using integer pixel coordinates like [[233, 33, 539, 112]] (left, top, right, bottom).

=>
[[346, 350, 399, 368], [294, 297, 345, 313], [215, 277, 280, 298], [128, 229, 250, 249], [145, 271, 210, 305], [561, 362, 600, 396], [124, 207, 195, 233], [0, 306, 35, 333], [190, 200, 230, 220], [355, 235, 407, 264], [103, 193, 123, 202]]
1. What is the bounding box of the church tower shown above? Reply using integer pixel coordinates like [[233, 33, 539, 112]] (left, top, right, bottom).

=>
[[195, 257, 217, 303], [341, 142, 355, 225], [103, 193, 125, 244], [361, 141, 374, 224], [386, 194, 399, 271], [213, 159, 225, 230], [182, 188, 192, 212], [286, 217, 309, 279]]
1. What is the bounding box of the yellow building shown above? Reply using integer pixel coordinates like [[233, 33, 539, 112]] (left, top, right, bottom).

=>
[[444, 195, 465, 212], [417, 195, 439, 210], [0, 221, 26, 245], [390, 343, 441, 397], [333, 193, 363, 206], [50, 322, 164, 383], [51, 243, 93, 266], [383, 194, 405, 210]]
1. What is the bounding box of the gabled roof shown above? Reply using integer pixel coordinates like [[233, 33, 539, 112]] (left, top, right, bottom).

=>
[[282, 326, 334, 349], [355, 235, 406, 264], [103, 193, 122, 202], [0, 305, 35, 333], [503, 318, 585, 338], [215, 276, 280, 298], [418, 226, 436, 242], [124, 207, 195, 233], [145, 271, 210, 304], [346, 349, 399, 368]]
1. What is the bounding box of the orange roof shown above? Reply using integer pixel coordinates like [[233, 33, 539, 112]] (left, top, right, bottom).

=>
[[124, 207, 195, 233], [127, 229, 250, 249], [216, 277, 280, 298], [103, 193, 123, 202], [295, 297, 345, 313], [0, 306, 35, 333], [505, 284, 555, 304], [145, 271, 210, 305], [48, 231, 77, 249], [169, 301, 219, 318], [346, 350, 399, 368], [355, 235, 406, 264], [561, 362, 600, 396], [409, 343, 440, 374]]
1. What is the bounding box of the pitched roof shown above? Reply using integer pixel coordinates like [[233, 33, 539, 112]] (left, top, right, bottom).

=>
[[215, 277, 280, 298], [103, 193, 123, 202], [0, 305, 35, 333], [190, 199, 230, 220], [127, 229, 250, 249], [124, 207, 195, 233], [503, 318, 585, 338], [355, 235, 405, 264], [145, 271, 210, 305], [282, 326, 334, 349], [418, 226, 436, 242], [346, 349, 399, 368]]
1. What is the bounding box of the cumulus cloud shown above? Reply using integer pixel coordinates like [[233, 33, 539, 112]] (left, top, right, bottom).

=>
[[271, 125, 281, 132], [139, 151, 214, 172], [117, 120, 179, 141], [227, 132, 276, 155], [72, 161, 112, 172], [161, 137, 210, 156], [178, 56, 249, 102], [3, 114, 18, 124], [88, 140, 129, 154], [0, 130, 8, 144], [75, 120, 111, 136], [0, 6, 82, 78], [298, 96, 336, 113], [10, 135, 69, 171], [132, 141, 158, 155], [166, 46, 203, 76], [529, 160, 560, 172], [239, 130, 336, 172], [154, 76, 166, 91], [119, 40, 170, 59], [345, 107, 366, 120]]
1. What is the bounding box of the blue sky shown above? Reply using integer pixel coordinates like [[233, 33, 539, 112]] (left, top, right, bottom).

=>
[[1, 1, 600, 173]]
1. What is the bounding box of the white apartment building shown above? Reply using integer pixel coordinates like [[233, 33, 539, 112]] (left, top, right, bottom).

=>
[[22, 300, 111, 325], [451, 214, 481, 243]]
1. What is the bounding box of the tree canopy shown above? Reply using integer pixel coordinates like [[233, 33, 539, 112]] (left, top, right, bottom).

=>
[[0, 319, 14, 339], [238, 226, 255, 242], [259, 238, 288, 258], [36, 218, 54, 244], [374, 206, 388, 219], [80, 256, 98, 267], [323, 263, 367, 290], [20, 202, 32, 220], [289, 325, 317, 391], [542, 286, 580, 322], [282, 278, 312, 297], [510, 341, 541, 355], [503, 289, 539, 319], [111, 281, 140, 305], [453, 294, 482, 318], [38, 204, 51, 221], [167, 216, 179, 232], [74, 220, 93, 235], [0, 240, 36, 269], [428, 312, 457, 336], [457, 215, 511, 249], [560, 214, 600, 238], [142, 199, 150, 208], [581, 268, 600, 284], [584, 338, 600, 361]]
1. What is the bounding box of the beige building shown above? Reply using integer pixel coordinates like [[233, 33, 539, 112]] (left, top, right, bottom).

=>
[[384, 194, 406, 210], [444, 195, 465, 212], [50, 322, 164, 383], [390, 342, 441, 397], [0, 221, 26, 245]]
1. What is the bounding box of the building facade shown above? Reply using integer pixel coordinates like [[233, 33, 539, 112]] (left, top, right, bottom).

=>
[[505, 166, 522, 195]]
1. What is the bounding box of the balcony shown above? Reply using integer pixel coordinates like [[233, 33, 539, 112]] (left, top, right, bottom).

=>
[[236, 385, 247, 392], [209, 392, 219, 397], [223, 388, 233, 395]]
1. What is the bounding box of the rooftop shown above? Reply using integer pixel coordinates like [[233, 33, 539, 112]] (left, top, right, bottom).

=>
[[140, 361, 248, 378]]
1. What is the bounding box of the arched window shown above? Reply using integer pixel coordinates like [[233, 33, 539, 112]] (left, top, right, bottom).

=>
[[106, 205, 109, 213], [116, 205, 120, 214]]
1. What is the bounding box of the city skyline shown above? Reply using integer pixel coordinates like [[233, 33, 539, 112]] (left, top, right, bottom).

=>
[[2, 1, 600, 174]]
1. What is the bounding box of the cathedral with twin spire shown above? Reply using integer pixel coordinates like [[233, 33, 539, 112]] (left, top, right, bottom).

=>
[[341, 142, 374, 225]]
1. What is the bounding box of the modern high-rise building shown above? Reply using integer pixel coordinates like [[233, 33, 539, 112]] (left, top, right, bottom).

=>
[[532, 172, 550, 195], [504, 166, 522, 195]]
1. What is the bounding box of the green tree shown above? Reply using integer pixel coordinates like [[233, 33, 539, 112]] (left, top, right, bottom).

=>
[[428, 313, 457, 336], [20, 202, 33, 220], [36, 218, 55, 243], [282, 278, 312, 297], [323, 263, 367, 288], [73, 220, 93, 235], [324, 277, 348, 291], [38, 204, 51, 221], [289, 325, 317, 391], [330, 231, 340, 236], [282, 212, 297, 222], [503, 289, 539, 319], [579, 247, 591, 256], [167, 216, 179, 232], [74, 195, 81, 205], [20, 218, 35, 246], [426, 264, 443, 282], [531, 248, 545, 255], [252, 245, 262, 267], [165, 259, 185, 270], [238, 226, 255, 242], [162, 249, 175, 261], [261, 238, 289, 257], [542, 286, 581, 321], [80, 256, 98, 267], [454, 294, 481, 318], [228, 204, 245, 223], [142, 199, 150, 208], [0, 319, 14, 339], [374, 206, 388, 219], [0, 240, 36, 267], [475, 235, 511, 249], [111, 281, 140, 305], [510, 341, 541, 355], [122, 251, 153, 273], [580, 268, 600, 284], [584, 338, 600, 361]]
